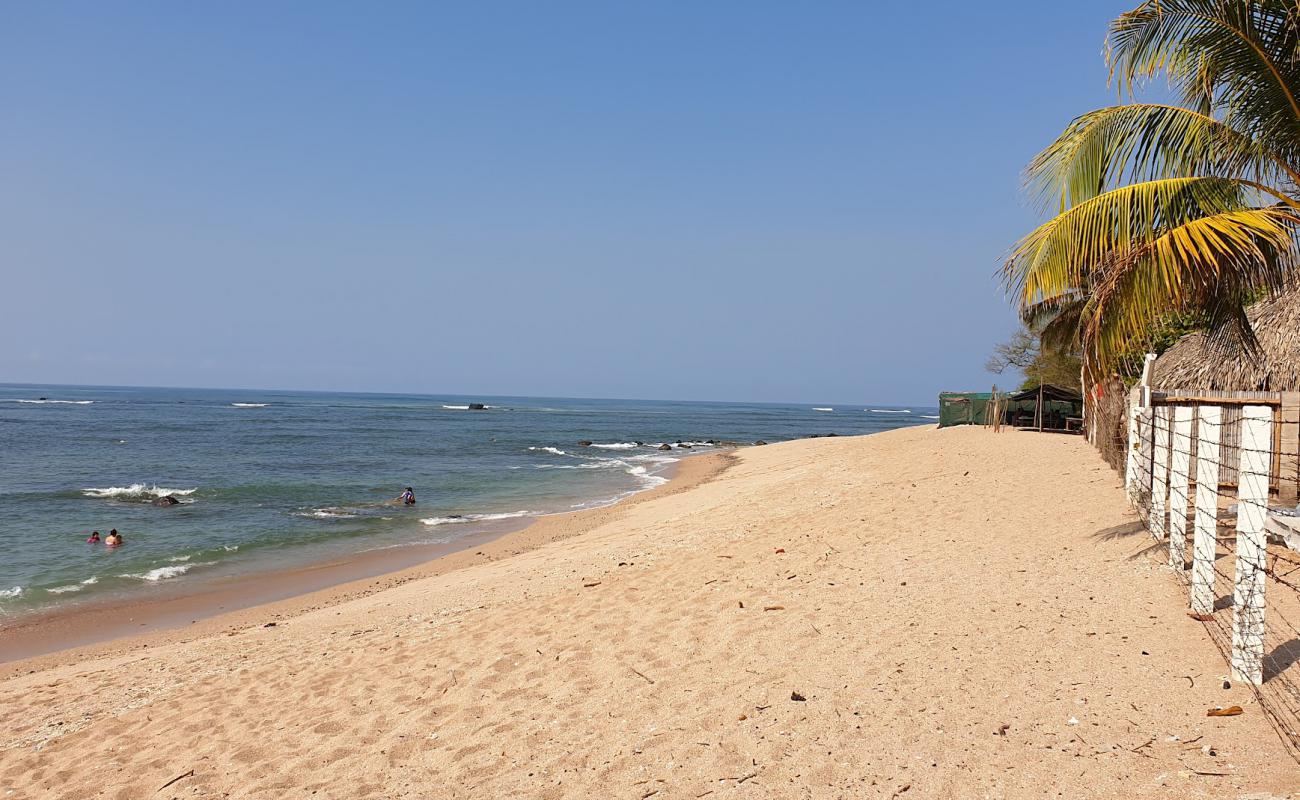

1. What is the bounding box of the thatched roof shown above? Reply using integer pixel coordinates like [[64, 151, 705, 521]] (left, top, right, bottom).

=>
[[1152, 286, 1300, 392]]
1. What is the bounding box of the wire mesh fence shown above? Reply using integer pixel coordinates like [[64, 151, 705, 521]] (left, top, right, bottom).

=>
[[1127, 400, 1300, 758]]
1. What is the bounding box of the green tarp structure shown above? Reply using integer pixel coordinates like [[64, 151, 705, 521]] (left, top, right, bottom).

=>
[[937, 392, 993, 428]]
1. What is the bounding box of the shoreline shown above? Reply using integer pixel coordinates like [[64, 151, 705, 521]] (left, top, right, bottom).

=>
[[6, 429, 1299, 797], [0, 451, 734, 674]]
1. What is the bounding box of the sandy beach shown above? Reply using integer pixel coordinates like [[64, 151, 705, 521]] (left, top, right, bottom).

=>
[[3, 426, 1298, 799]]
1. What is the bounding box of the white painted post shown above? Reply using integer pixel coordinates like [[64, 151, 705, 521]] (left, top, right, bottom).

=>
[[1231, 405, 1271, 685], [1125, 400, 1141, 500], [1151, 406, 1171, 540], [1169, 406, 1193, 569], [1191, 406, 1222, 617]]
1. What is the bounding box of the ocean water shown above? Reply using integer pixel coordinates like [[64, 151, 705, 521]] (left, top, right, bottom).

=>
[[0, 385, 934, 615]]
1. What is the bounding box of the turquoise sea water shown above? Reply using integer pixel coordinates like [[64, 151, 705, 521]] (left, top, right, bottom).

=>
[[0, 385, 934, 615]]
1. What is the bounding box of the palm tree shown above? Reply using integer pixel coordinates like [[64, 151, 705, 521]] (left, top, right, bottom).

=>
[[1004, 0, 1300, 382]]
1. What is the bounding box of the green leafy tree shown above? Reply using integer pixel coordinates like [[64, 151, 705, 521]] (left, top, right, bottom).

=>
[[986, 326, 1083, 391]]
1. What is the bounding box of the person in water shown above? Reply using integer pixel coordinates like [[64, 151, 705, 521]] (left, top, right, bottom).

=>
[[87, 531, 101, 544], [105, 529, 123, 546], [400, 487, 416, 505]]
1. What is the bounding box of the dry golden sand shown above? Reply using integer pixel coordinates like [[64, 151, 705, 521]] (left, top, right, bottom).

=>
[[3, 426, 1300, 799]]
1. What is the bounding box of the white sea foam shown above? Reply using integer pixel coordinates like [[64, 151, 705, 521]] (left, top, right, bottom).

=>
[[920, 414, 940, 420], [529, 446, 567, 456], [168, 555, 192, 562], [590, 442, 639, 450], [0, 586, 23, 599], [421, 510, 531, 527], [223, 545, 239, 551], [297, 507, 358, 519], [231, 402, 269, 408], [45, 577, 98, 594], [83, 484, 197, 501], [120, 562, 212, 582], [4, 399, 94, 405], [45, 582, 94, 595], [868, 409, 912, 414], [812, 407, 834, 412], [441, 404, 470, 410]]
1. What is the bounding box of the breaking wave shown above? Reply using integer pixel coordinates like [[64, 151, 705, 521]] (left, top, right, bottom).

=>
[[83, 484, 198, 502], [868, 409, 911, 414], [120, 562, 213, 582], [529, 446, 567, 456], [421, 510, 531, 527], [0, 586, 23, 599], [812, 407, 834, 412], [231, 402, 269, 408], [45, 577, 99, 595], [4, 399, 93, 405]]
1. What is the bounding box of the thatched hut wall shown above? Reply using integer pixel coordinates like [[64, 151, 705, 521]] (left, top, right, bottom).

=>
[[1152, 287, 1300, 392]]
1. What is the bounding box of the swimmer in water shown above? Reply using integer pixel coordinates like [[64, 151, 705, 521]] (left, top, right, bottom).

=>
[[105, 529, 123, 546], [399, 487, 416, 506], [87, 531, 101, 544]]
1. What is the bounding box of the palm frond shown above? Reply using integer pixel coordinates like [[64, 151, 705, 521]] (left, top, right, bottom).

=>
[[1080, 205, 1300, 368], [1107, 1, 1300, 165], [1005, 176, 1265, 306], [1026, 103, 1282, 212]]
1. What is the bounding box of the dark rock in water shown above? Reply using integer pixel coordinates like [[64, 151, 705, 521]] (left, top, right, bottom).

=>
[[634, 441, 645, 447], [706, 440, 716, 445], [658, 444, 673, 451], [826, 432, 838, 437], [467, 403, 487, 410], [679, 443, 692, 449], [717, 440, 740, 447], [578, 440, 593, 447], [152, 495, 181, 507], [753, 440, 768, 446]]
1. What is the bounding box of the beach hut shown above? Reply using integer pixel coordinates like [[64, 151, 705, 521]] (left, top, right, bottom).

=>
[[1147, 286, 1300, 504], [937, 392, 994, 428], [1152, 286, 1300, 392], [1001, 384, 1084, 432]]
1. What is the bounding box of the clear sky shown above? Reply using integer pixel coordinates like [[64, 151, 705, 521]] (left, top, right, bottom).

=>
[[2, 2, 1127, 405]]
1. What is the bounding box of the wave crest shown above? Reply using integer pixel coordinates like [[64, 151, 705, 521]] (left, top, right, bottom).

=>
[[83, 484, 198, 501], [120, 562, 212, 582], [421, 510, 530, 527]]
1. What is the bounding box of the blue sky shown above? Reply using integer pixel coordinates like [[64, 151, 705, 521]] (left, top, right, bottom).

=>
[[1, 2, 1126, 405]]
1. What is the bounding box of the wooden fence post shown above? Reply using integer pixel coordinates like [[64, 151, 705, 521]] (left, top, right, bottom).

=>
[[1280, 392, 1300, 507], [1169, 406, 1193, 569], [1231, 405, 1271, 685], [1151, 406, 1171, 540], [1191, 406, 1221, 618]]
